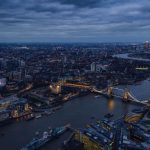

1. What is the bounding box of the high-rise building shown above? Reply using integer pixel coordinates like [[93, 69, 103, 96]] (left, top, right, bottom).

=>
[[144, 41, 149, 50], [64, 55, 67, 64], [0, 77, 6, 88], [90, 62, 96, 72]]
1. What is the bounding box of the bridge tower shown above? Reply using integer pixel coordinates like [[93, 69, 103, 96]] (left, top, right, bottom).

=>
[[107, 86, 114, 97], [123, 89, 130, 102]]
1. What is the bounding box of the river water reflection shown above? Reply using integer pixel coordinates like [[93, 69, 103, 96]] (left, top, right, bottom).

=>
[[0, 80, 150, 150]]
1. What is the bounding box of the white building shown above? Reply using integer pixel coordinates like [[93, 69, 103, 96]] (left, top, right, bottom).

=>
[[91, 62, 96, 72], [0, 78, 6, 87]]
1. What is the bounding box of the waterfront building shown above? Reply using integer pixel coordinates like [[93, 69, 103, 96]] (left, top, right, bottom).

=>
[[0, 95, 19, 111], [9, 98, 32, 119], [73, 123, 114, 150]]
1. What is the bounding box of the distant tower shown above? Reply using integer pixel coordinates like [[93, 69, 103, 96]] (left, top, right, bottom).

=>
[[19, 59, 26, 81], [90, 62, 96, 72], [64, 55, 67, 64], [144, 41, 149, 50]]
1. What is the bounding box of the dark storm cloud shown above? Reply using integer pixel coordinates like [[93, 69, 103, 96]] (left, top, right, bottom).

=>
[[53, 0, 100, 8], [0, 0, 150, 42]]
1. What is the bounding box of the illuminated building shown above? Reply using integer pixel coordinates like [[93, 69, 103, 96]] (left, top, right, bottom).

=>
[[144, 41, 149, 50], [49, 84, 61, 94], [9, 98, 32, 119]]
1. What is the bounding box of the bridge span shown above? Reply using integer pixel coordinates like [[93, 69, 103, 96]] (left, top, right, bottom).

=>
[[50, 81, 150, 106]]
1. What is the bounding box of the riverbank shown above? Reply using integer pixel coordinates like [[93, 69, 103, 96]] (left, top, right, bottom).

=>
[[0, 79, 149, 150]]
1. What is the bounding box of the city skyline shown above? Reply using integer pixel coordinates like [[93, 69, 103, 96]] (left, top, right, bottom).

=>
[[0, 0, 150, 42]]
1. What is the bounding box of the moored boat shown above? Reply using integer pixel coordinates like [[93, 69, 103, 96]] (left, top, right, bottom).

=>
[[21, 124, 70, 150], [104, 113, 114, 118], [25, 114, 35, 121], [0, 110, 13, 126], [35, 114, 42, 119]]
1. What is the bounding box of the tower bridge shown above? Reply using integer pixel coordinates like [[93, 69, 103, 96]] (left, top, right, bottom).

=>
[[50, 81, 150, 106]]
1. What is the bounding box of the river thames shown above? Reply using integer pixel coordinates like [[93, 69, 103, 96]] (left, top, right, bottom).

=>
[[114, 53, 150, 62], [0, 80, 150, 150]]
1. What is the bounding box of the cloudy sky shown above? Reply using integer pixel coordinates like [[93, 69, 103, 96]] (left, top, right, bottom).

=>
[[0, 0, 150, 42]]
